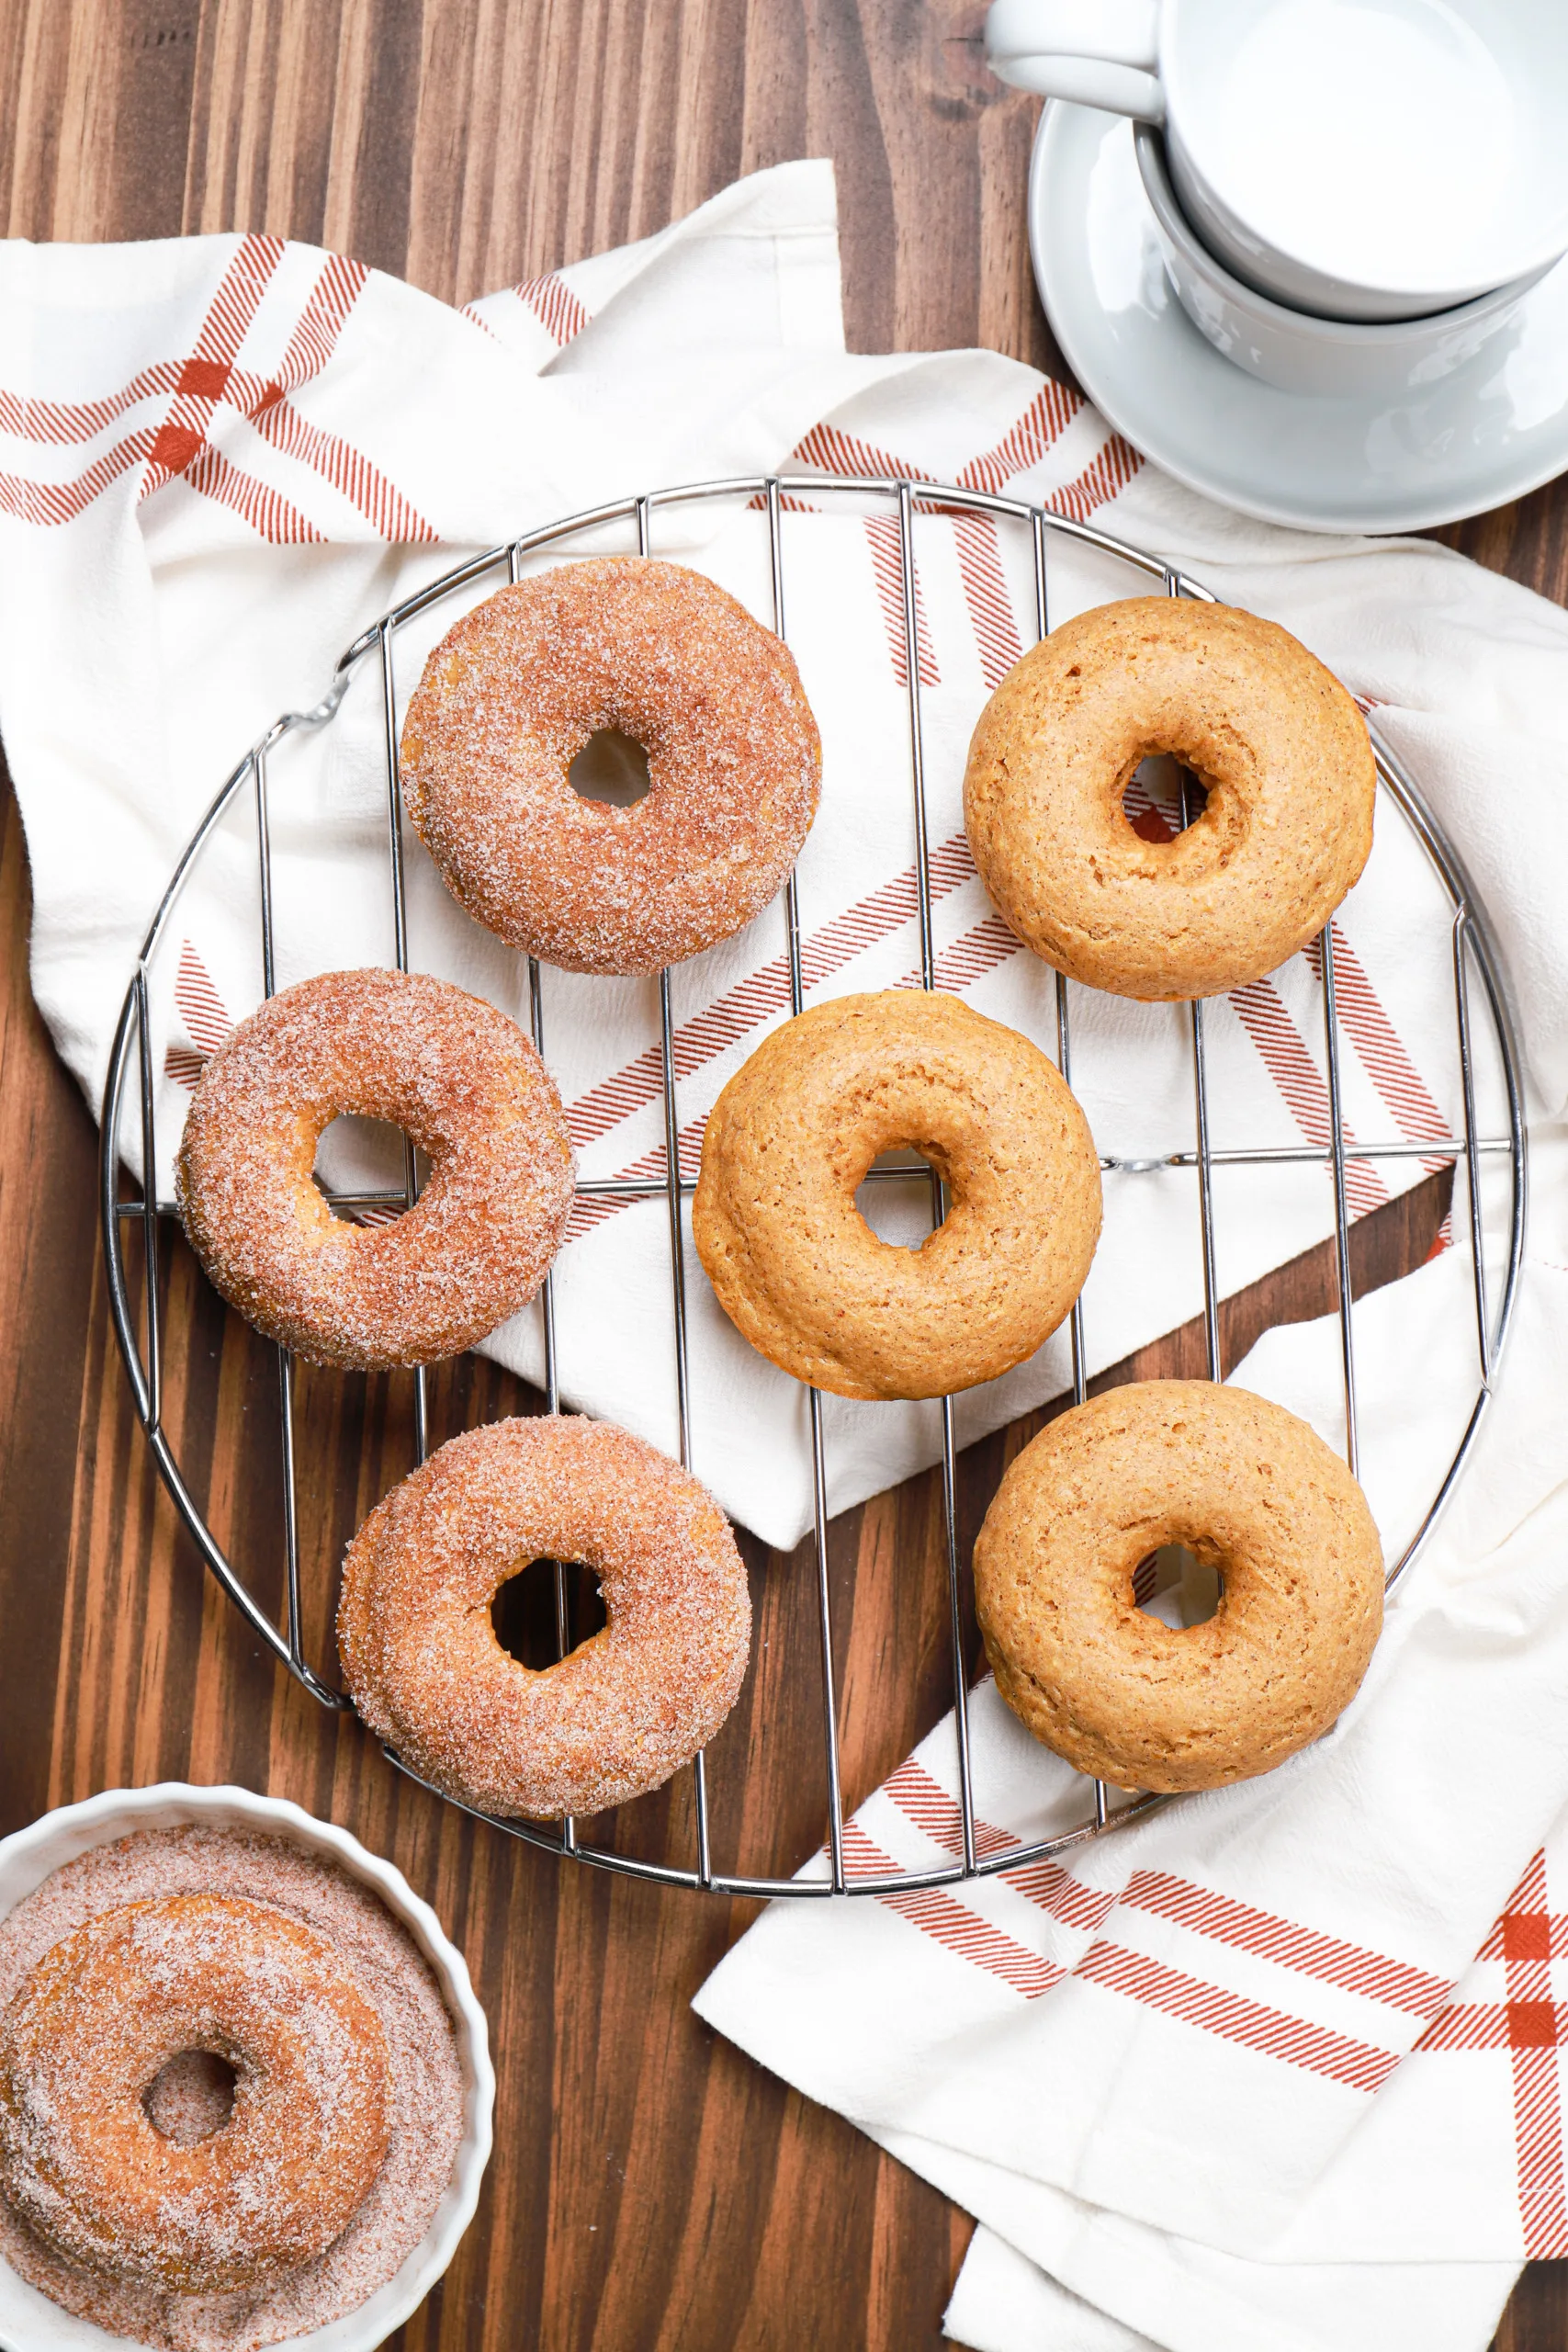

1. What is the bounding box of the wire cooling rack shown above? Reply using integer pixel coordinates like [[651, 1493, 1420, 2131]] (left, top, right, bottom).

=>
[[101, 475, 1528, 1898]]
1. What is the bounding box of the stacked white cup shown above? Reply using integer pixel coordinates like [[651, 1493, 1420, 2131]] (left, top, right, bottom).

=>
[[986, 0, 1568, 398]]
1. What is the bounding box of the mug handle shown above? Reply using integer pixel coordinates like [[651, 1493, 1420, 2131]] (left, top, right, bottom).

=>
[[985, 0, 1165, 121]]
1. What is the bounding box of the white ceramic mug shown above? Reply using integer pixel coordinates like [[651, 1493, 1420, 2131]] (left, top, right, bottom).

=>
[[987, 0, 1568, 322], [1134, 124, 1551, 396]]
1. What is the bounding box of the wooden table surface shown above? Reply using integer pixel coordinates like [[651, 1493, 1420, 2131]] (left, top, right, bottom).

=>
[[0, 5, 1563, 2347]]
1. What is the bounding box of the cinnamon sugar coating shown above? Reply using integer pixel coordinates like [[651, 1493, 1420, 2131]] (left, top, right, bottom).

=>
[[973, 1381, 1384, 1791], [0, 1895, 389, 2295], [339, 1416, 752, 1819], [175, 967, 574, 1369], [399, 557, 822, 975], [0, 1825, 466, 2350]]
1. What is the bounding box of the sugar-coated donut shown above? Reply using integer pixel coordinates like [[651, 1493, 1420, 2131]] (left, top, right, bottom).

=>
[[692, 990, 1102, 1401], [963, 597, 1376, 1001], [0, 1894, 389, 2293], [176, 967, 574, 1370], [973, 1381, 1384, 1792], [400, 557, 822, 976], [338, 1416, 752, 1819]]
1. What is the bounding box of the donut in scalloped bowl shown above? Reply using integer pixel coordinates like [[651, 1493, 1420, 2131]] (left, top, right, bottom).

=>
[[0, 1894, 389, 2294], [0, 1801, 473, 2350]]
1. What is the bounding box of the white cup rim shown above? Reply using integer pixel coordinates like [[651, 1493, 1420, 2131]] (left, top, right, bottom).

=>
[[0, 1782, 495, 2352], [987, 0, 1568, 312], [1134, 122, 1550, 340], [1158, 22, 1568, 308]]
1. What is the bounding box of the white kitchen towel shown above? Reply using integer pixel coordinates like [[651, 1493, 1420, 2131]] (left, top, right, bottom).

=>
[[4, 153, 1568, 2352], [696, 1159, 1568, 2351], [0, 157, 1565, 1555]]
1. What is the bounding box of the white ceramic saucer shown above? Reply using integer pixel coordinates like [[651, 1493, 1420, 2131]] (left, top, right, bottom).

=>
[[1030, 102, 1568, 534]]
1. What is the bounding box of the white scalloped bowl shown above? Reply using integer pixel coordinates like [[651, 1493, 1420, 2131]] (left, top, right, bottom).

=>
[[0, 1783, 494, 2352]]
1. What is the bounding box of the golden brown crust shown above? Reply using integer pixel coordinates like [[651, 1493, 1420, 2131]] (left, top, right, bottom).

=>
[[963, 597, 1376, 1001], [692, 989, 1102, 1400], [973, 1381, 1384, 1792], [400, 557, 822, 976], [0, 1894, 389, 2293], [175, 967, 574, 1370], [338, 1416, 752, 1820]]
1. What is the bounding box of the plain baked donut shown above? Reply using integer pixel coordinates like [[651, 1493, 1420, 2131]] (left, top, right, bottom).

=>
[[176, 967, 574, 1370], [0, 1894, 389, 2294], [400, 557, 822, 975], [963, 597, 1377, 1001], [338, 1416, 752, 1819], [972, 1380, 1384, 1792], [692, 990, 1102, 1400]]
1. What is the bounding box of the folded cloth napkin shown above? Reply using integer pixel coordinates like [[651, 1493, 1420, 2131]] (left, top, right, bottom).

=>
[[3, 156, 1568, 2349], [696, 1184, 1568, 2349]]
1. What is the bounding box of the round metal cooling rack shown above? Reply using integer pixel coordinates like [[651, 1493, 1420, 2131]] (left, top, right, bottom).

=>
[[101, 474, 1528, 1899]]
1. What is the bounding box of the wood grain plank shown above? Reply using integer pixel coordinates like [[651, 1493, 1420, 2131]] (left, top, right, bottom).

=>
[[1497, 2268, 1568, 2352], [0, 775, 100, 1834], [1433, 484, 1568, 611], [0, 4, 1561, 2346]]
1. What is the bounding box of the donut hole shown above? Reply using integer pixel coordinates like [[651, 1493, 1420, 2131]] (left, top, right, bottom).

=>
[[568, 727, 652, 808], [491, 1555, 609, 1668], [142, 2050, 239, 2146], [1133, 1542, 1224, 1630], [855, 1150, 945, 1250], [312, 1114, 427, 1224], [1122, 752, 1208, 844]]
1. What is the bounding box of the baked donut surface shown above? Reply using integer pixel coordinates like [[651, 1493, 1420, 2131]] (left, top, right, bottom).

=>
[[973, 1380, 1384, 1792], [338, 1416, 752, 1819], [692, 990, 1101, 1401], [963, 597, 1376, 1001], [175, 967, 573, 1370], [0, 1894, 389, 2294], [400, 557, 822, 975]]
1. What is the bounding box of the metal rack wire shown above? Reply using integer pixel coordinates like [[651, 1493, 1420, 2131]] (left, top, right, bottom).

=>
[[101, 475, 1528, 1897]]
